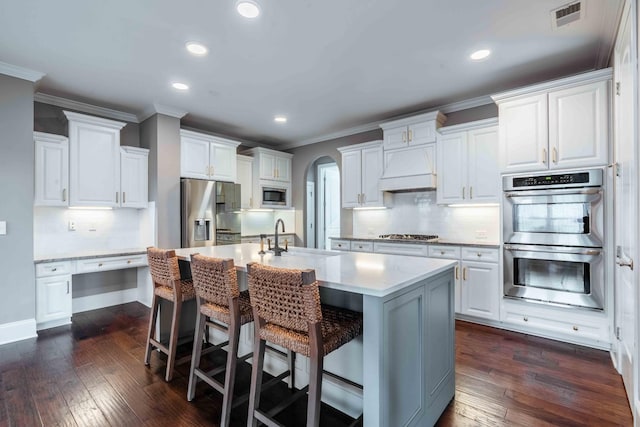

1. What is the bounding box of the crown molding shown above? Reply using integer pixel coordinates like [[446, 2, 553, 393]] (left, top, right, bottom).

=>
[[438, 117, 499, 134], [140, 103, 188, 121], [279, 122, 381, 150], [438, 95, 495, 114], [34, 92, 139, 123], [0, 61, 45, 82]]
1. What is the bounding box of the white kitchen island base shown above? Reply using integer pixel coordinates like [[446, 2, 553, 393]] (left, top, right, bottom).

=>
[[174, 244, 456, 427]]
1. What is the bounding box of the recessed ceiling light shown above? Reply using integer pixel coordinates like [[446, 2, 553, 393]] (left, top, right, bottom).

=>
[[274, 116, 287, 123], [236, 0, 260, 18], [470, 49, 491, 61], [172, 82, 189, 91], [185, 42, 208, 56]]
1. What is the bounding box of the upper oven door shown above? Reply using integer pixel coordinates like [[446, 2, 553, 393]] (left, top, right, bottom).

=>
[[503, 187, 604, 247]]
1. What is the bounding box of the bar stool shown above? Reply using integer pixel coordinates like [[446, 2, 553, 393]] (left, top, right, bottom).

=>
[[246, 262, 363, 427], [187, 253, 254, 427], [144, 247, 196, 382]]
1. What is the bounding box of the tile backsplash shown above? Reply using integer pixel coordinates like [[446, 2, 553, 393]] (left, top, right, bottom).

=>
[[351, 192, 499, 241], [241, 210, 295, 236], [34, 203, 156, 257]]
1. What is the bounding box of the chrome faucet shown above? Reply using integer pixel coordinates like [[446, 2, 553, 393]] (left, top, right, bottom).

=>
[[273, 218, 287, 256]]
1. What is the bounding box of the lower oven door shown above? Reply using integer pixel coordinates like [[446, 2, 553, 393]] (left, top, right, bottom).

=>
[[503, 244, 604, 310]]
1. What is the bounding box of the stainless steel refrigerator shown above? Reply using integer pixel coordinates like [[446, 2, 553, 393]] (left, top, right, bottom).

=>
[[180, 178, 242, 248]]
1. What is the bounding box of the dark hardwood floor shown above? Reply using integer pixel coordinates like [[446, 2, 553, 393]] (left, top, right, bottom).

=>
[[0, 302, 632, 426]]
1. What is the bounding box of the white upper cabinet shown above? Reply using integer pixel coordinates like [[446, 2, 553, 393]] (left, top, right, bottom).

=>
[[437, 119, 499, 205], [253, 148, 292, 182], [65, 111, 125, 207], [338, 141, 384, 208], [379, 111, 446, 150], [492, 68, 611, 173], [180, 129, 240, 182], [34, 132, 69, 207], [119, 146, 149, 208], [236, 154, 254, 208]]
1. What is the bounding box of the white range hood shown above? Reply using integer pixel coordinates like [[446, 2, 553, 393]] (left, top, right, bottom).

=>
[[378, 173, 437, 192]]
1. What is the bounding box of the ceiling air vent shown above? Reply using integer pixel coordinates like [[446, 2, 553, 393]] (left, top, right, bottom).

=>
[[552, 1, 583, 29]]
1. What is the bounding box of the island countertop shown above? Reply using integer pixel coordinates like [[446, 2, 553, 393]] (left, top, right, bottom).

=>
[[174, 243, 456, 298]]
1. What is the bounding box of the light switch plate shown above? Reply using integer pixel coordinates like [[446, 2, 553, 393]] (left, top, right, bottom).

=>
[[0, 221, 6, 235]]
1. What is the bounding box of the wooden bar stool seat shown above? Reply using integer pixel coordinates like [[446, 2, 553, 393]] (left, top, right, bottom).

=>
[[144, 247, 196, 382], [246, 262, 363, 427], [187, 253, 254, 427]]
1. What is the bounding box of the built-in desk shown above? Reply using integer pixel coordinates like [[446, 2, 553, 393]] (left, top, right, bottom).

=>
[[34, 249, 151, 330]]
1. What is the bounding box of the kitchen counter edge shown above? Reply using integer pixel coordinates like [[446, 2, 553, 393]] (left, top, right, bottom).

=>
[[34, 249, 148, 264], [330, 236, 500, 248]]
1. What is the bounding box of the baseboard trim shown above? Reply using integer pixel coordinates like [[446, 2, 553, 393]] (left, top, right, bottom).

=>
[[73, 288, 139, 314], [0, 318, 37, 345]]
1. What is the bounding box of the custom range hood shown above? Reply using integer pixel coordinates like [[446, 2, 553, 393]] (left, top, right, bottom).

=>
[[378, 172, 437, 192]]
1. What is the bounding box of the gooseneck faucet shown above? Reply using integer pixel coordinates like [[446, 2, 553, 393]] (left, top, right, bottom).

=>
[[273, 218, 287, 256]]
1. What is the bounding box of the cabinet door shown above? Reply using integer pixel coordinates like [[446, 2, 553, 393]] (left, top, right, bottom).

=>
[[34, 135, 69, 206], [181, 136, 211, 179], [274, 155, 291, 182], [341, 150, 362, 208], [549, 80, 609, 169], [436, 132, 466, 204], [237, 156, 253, 208], [360, 145, 383, 206], [259, 152, 276, 180], [383, 125, 408, 150], [69, 121, 120, 207], [210, 141, 237, 182], [460, 261, 499, 320], [36, 276, 72, 324], [120, 148, 148, 208], [498, 94, 548, 173], [409, 120, 437, 146], [467, 126, 499, 202]]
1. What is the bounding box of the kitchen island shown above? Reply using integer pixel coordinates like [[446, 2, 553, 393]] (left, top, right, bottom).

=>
[[174, 244, 457, 427]]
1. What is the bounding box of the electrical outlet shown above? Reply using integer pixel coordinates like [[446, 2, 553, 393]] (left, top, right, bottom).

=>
[[0, 221, 6, 235], [475, 230, 488, 240], [68, 221, 76, 231]]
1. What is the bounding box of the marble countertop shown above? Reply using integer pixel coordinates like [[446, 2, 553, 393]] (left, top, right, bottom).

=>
[[330, 235, 500, 248], [174, 243, 456, 298], [34, 248, 148, 264]]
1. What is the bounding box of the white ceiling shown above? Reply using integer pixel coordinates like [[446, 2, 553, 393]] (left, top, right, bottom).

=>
[[0, 0, 624, 148]]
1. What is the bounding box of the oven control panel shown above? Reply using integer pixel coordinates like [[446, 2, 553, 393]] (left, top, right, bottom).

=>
[[504, 169, 602, 191]]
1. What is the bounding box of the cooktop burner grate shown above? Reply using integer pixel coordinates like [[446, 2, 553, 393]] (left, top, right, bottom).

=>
[[378, 234, 439, 241]]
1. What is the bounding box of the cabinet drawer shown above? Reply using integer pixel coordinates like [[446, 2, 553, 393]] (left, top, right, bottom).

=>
[[36, 261, 73, 277], [75, 254, 147, 274], [503, 308, 604, 342], [428, 245, 461, 259], [350, 241, 373, 252], [330, 240, 351, 251], [373, 242, 428, 257], [461, 247, 499, 263]]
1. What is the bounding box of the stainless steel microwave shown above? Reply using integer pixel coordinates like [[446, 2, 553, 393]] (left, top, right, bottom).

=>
[[262, 186, 287, 206]]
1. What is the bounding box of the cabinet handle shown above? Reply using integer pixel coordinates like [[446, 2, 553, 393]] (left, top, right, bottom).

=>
[[440, 250, 445, 255], [402, 131, 407, 142], [62, 188, 67, 202], [51, 267, 57, 272], [98, 263, 103, 267], [542, 148, 547, 164], [470, 186, 473, 199], [455, 266, 459, 280], [116, 192, 119, 203], [477, 253, 482, 257], [127, 260, 131, 264], [67, 281, 70, 294], [573, 325, 579, 331], [462, 187, 465, 199], [361, 193, 366, 204], [249, 197, 253, 208], [523, 316, 528, 322], [211, 166, 214, 176], [408, 129, 413, 142], [123, 192, 126, 204], [552, 147, 558, 164], [463, 267, 467, 281]]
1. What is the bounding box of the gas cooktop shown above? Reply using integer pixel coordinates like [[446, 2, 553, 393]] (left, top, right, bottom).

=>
[[378, 234, 439, 242]]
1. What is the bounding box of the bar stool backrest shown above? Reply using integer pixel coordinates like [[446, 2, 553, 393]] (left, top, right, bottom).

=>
[[247, 263, 321, 333], [147, 247, 181, 289], [190, 254, 238, 305]]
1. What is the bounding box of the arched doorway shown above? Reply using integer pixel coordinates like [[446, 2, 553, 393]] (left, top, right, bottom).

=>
[[305, 156, 340, 249]]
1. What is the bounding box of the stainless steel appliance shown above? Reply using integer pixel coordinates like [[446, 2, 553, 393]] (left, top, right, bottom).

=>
[[261, 185, 287, 207], [502, 168, 605, 310], [181, 178, 241, 248]]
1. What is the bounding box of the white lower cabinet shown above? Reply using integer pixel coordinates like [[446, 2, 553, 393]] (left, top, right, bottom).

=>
[[330, 239, 351, 251], [373, 242, 429, 256], [36, 261, 73, 329], [350, 241, 373, 252]]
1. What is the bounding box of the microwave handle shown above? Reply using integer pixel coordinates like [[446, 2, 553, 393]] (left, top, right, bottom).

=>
[[504, 188, 602, 198]]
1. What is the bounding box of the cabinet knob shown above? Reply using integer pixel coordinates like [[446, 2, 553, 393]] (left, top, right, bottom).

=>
[[573, 326, 579, 331], [523, 316, 528, 322], [51, 267, 57, 272], [98, 263, 103, 267], [477, 253, 482, 257], [127, 260, 131, 264], [440, 250, 445, 255]]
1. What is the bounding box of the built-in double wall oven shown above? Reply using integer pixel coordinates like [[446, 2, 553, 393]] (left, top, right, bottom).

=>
[[502, 169, 605, 310]]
